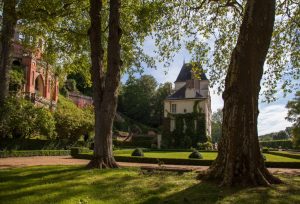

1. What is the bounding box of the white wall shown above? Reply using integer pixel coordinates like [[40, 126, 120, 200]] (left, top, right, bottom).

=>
[[164, 99, 212, 137]]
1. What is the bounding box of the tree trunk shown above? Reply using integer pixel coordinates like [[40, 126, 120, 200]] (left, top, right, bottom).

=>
[[87, 0, 121, 169], [200, 0, 282, 186], [0, 0, 17, 107]]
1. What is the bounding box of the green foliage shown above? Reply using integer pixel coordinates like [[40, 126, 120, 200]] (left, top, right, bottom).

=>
[[188, 150, 203, 159], [0, 97, 56, 139], [163, 101, 207, 148], [70, 147, 91, 157], [197, 142, 213, 151], [9, 66, 25, 92], [259, 140, 293, 149], [0, 138, 90, 150], [286, 91, 300, 148], [131, 148, 144, 157], [0, 150, 70, 158], [262, 147, 269, 153], [54, 95, 94, 144], [120, 75, 158, 127], [211, 109, 222, 143]]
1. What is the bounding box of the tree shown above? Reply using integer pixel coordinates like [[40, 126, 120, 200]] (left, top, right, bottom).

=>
[[152, 82, 172, 127], [211, 109, 222, 144], [0, 0, 17, 107], [272, 130, 289, 140], [87, 0, 122, 168], [121, 75, 158, 126], [201, 0, 282, 186], [286, 91, 300, 148]]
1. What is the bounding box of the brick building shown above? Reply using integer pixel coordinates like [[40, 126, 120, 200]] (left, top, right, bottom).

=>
[[12, 32, 59, 107]]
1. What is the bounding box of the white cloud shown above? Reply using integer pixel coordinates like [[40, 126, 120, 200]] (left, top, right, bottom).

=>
[[258, 104, 292, 135]]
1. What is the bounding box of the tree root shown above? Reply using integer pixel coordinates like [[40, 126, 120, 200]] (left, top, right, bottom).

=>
[[197, 163, 283, 187], [87, 157, 119, 169]]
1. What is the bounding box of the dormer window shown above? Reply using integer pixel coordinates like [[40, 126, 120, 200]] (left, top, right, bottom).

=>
[[171, 104, 177, 113]]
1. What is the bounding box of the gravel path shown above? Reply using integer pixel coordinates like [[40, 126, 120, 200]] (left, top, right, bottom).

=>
[[0, 156, 299, 176]]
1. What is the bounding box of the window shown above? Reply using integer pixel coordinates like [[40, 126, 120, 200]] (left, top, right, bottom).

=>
[[171, 104, 177, 113]]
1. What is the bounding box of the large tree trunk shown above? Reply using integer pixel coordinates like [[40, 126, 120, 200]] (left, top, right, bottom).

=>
[[87, 0, 121, 169], [200, 0, 282, 186], [0, 0, 17, 107]]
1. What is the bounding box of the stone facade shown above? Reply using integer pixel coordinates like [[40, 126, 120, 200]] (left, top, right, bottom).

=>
[[164, 63, 212, 137]]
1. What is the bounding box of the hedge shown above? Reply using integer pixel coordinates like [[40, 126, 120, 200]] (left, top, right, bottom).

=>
[[73, 153, 300, 168], [0, 138, 89, 150], [70, 147, 92, 156], [259, 140, 293, 149], [0, 150, 70, 158], [267, 151, 300, 160]]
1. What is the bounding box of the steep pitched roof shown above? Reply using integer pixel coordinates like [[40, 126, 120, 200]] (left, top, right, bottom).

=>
[[166, 85, 204, 100], [175, 63, 208, 82]]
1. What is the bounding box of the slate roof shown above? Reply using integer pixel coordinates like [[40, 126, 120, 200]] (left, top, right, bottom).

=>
[[166, 85, 204, 100], [175, 63, 208, 82]]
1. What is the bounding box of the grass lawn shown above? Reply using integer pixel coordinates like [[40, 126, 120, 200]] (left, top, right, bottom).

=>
[[0, 166, 299, 204], [113, 150, 300, 162]]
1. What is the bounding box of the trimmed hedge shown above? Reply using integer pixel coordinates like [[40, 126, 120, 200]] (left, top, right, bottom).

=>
[[113, 138, 153, 148], [0, 138, 89, 150], [268, 151, 300, 160], [0, 150, 70, 158], [73, 153, 300, 168], [70, 147, 91, 156], [259, 140, 293, 149]]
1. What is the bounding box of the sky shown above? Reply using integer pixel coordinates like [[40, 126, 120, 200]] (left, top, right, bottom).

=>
[[122, 37, 297, 136]]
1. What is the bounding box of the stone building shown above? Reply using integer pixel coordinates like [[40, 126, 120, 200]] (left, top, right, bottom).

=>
[[164, 63, 212, 138]]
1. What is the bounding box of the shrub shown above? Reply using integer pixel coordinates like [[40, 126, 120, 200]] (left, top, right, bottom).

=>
[[70, 147, 90, 156], [54, 95, 94, 144], [259, 140, 293, 149], [0, 150, 70, 158], [131, 148, 144, 157], [262, 154, 266, 161], [188, 150, 203, 159], [0, 97, 56, 139], [262, 147, 269, 153], [197, 142, 213, 150]]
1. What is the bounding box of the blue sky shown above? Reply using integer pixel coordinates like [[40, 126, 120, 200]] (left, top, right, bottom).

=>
[[122, 37, 297, 136]]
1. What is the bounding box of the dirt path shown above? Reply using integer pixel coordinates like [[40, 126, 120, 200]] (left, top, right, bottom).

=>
[[0, 156, 299, 176]]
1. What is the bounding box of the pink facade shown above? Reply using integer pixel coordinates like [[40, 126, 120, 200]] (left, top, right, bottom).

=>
[[68, 92, 93, 108], [12, 41, 59, 106]]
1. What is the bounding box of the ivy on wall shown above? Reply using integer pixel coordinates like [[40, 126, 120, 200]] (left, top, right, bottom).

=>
[[162, 101, 208, 148]]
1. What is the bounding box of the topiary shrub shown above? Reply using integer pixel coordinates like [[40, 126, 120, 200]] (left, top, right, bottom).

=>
[[197, 142, 213, 150], [188, 150, 203, 159], [131, 148, 144, 157], [262, 147, 269, 153]]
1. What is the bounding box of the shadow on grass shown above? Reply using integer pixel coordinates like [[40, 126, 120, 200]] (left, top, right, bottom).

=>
[[0, 167, 299, 204], [142, 175, 300, 204]]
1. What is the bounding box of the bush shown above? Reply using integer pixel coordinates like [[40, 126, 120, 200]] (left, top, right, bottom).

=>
[[188, 150, 203, 159], [0, 150, 70, 158], [262, 154, 266, 161], [131, 148, 144, 157], [0, 97, 56, 139], [197, 142, 213, 150], [262, 147, 269, 153], [54, 95, 94, 144], [70, 147, 90, 156], [259, 140, 293, 149]]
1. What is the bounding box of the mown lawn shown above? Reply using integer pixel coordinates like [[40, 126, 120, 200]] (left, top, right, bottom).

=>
[[0, 166, 299, 204], [113, 150, 300, 162]]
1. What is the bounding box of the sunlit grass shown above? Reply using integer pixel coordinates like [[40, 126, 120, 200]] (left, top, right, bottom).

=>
[[0, 166, 299, 204]]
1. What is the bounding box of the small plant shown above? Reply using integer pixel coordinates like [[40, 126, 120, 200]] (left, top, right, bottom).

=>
[[262, 147, 269, 153], [197, 142, 213, 150], [131, 148, 144, 157], [188, 150, 203, 159]]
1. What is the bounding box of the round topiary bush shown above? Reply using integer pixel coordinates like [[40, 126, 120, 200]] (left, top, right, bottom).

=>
[[189, 150, 203, 159], [131, 148, 144, 157], [262, 147, 269, 153]]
